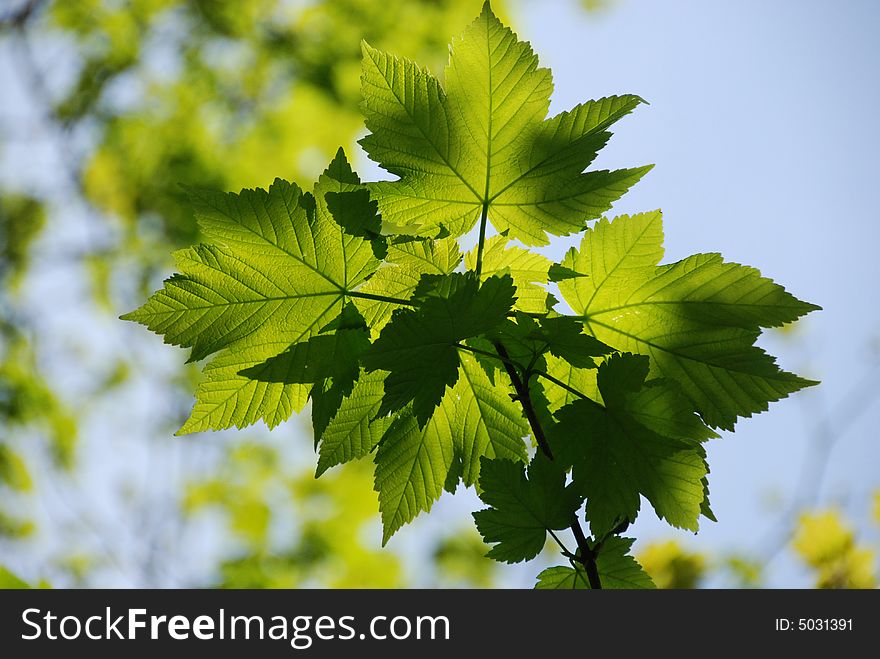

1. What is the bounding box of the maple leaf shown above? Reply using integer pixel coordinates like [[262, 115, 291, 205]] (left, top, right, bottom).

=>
[[371, 351, 529, 541], [558, 210, 820, 430], [360, 2, 650, 245], [473, 454, 582, 563], [551, 353, 711, 536], [122, 149, 379, 432]]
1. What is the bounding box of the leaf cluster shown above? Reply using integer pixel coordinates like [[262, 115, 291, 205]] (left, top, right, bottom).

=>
[[124, 2, 819, 588]]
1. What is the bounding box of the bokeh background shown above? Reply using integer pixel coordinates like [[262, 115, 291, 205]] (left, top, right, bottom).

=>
[[0, 0, 877, 589]]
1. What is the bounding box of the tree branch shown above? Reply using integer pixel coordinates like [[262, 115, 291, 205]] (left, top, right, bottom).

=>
[[491, 339, 603, 588], [0, 0, 41, 32], [569, 518, 602, 589], [492, 341, 554, 460]]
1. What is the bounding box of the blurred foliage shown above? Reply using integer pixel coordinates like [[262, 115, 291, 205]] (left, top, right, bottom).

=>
[[639, 494, 880, 590], [183, 442, 403, 588], [638, 540, 705, 589], [0, 564, 50, 589], [184, 440, 495, 588], [432, 531, 498, 588], [0, 194, 45, 291], [0, 509, 35, 540], [0, 191, 74, 540], [792, 509, 877, 589], [0, 323, 77, 468], [580, 0, 615, 12], [721, 555, 764, 589]]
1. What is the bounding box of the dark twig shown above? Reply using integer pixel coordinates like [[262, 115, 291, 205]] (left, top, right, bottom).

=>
[[491, 339, 603, 588]]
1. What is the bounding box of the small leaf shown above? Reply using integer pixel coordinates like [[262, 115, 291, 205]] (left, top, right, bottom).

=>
[[473, 453, 582, 563], [552, 353, 709, 537], [535, 537, 655, 589], [364, 273, 516, 426], [547, 263, 587, 282]]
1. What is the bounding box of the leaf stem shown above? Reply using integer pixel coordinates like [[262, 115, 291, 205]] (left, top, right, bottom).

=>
[[534, 370, 590, 402], [474, 200, 490, 280], [548, 529, 575, 558], [454, 342, 516, 368], [345, 290, 415, 307]]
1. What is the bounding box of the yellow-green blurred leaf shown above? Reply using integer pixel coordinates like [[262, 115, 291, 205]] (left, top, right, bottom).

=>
[[0, 445, 32, 492], [0, 566, 32, 589], [637, 540, 706, 589]]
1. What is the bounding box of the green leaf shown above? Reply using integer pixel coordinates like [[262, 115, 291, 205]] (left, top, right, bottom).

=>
[[237, 304, 374, 455], [123, 151, 380, 432], [700, 472, 717, 523], [325, 188, 387, 259], [366, 354, 529, 516], [473, 454, 582, 563], [543, 353, 601, 412], [360, 3, 649, 245], [538, 316, 610, 368], [558, 211, 820, 430], [315, 369, 391, 476], [492, 313, 609, 372], [177, 343, 311, 434], [534, 537, 655, 589], [450, 353, 528, 486], [363, 273, 515, 426], [239, 323, 369, 388], [534, 565, 588, 589], [552, 353, 710, 536], [352, 237, 461, 334], [324, 188, 380, 238], [0, 565, 32, 589], [547, 263, 587, 282], [465, 235, 553, 313], [628, 378, 719, 443], [374, 408, 456, 544]]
